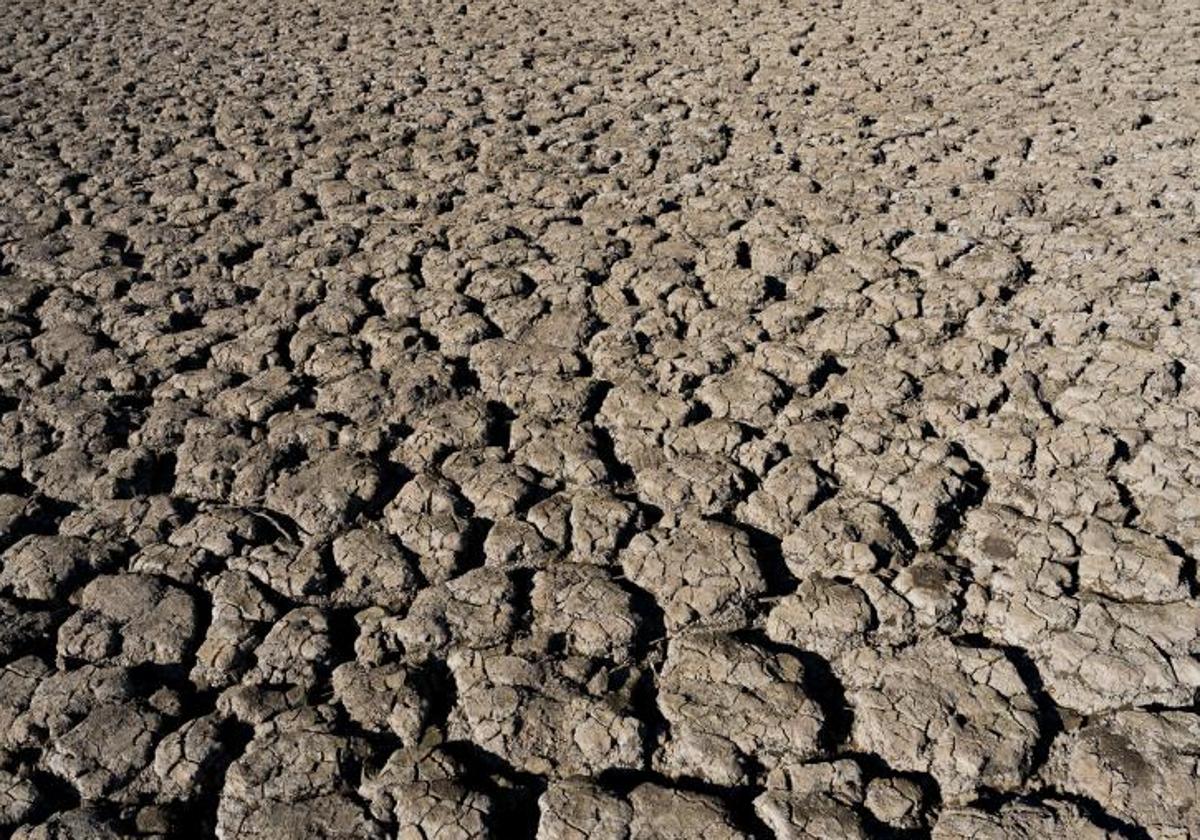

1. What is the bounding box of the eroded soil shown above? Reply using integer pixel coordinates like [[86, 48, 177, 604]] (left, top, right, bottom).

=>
[[1, 0, 1198, 837]]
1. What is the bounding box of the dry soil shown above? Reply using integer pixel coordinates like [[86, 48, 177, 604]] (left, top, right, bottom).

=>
[[0, 0, 1198, 837]]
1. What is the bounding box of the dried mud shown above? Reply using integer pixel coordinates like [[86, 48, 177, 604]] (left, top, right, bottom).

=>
[[0, 0, 1198, 837]]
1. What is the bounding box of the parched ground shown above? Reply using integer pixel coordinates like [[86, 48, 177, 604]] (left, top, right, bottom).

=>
[[0, 0, 1198, 836]]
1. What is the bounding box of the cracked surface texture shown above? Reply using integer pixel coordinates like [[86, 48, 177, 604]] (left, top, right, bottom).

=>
[[0, 0, 1198, 836]]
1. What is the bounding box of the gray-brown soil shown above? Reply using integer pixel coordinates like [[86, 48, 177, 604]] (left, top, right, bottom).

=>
[[1, 0, 1198, 837]]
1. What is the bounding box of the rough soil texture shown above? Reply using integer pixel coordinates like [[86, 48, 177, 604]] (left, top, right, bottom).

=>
[[1, 0, 1198, 837]]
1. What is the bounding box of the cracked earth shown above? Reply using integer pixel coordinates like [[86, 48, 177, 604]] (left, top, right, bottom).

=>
[[1, 0, 1198, 837]]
